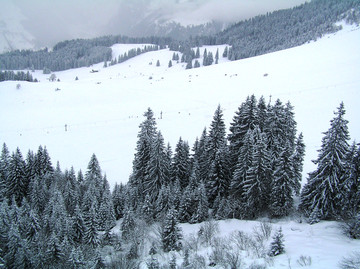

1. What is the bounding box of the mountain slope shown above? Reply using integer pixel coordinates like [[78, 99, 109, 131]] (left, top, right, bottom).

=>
[[0, 24, 359, 188]]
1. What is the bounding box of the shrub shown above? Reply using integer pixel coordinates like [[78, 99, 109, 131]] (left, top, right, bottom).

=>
[[198, 220, 219, 247], [297, 255, 312, 267], [339, 252, 360, 269]]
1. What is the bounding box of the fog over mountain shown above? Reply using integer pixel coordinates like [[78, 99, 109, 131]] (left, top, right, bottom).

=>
[[2, 0, 307, 51]]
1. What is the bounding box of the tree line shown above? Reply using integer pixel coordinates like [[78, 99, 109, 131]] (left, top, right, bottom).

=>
[[0, 70, 37, 82], [1, 0, 359, 74]]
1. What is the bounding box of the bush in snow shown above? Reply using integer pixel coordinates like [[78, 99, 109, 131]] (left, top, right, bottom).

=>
[[268, 227, 285, 257], [339, 251, 360, 269], [297, 255, 312, 267], [253, 221, 273, 243], [342, 214, 360, 239], [198, 220, 219, 247]]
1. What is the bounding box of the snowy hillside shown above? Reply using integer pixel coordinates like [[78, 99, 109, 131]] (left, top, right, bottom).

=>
[[1, 24, 359, 190]]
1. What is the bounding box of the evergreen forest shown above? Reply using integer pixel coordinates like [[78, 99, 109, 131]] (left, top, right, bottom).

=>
[[0, 0, 359, 75], [1, 96, 359, 267]]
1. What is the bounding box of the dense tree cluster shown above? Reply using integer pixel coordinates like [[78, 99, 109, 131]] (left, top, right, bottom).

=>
[[126, 96, 306, 224], [215, 0, 360, 61], [0, 70, 37, 82], [0, 145, 116, 267], [1, 99, 359, 265], [0, 36, 170, 72], [110, 45, 160, 66]]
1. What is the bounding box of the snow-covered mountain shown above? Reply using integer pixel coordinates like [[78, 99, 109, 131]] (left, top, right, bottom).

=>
[[1, 22, 359, 193], [0, 2, 35, 52], [0, 0, 308, 52]]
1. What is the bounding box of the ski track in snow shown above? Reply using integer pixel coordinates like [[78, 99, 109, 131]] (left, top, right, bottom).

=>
[[0, 25, 359, 194]]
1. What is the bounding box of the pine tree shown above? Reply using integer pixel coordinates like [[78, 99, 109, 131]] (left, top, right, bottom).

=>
[[71, 205, 85, 245], [230, 129, 254, 202], [162, 208, 182, 252], [191, 182, 209, 223], [228, 95, 259, 172], [196, 47, 200, 58], [269, 143, 294, 218], [83, 202, 99, 248], [223, 46, 228, 58], [268, 227, 285, 256], [194, 59, 200, 68], [173, 138, 191, 189], [215, 49, 219, 64], [121, 210, 136, 241], [202, 49, 208, 66], [7, 148, 27, 206], [178, 185, 195, 223], [186, 60, 193, 69], [144, 131, 169, 198], [168, 60, 172, 68], [112, 183, 125, 220], [156, 60, 160, 67], [345, 143, 360, 217], [241, 127, 271, 218], [301, 102, 350, 219], [45, 232, 66, 267], [207, 145, 231, 206], [0, 143, 10, 201], [130, 108, 157, 204], [292, 133, 305, 195], [142, 193, 155, 223]]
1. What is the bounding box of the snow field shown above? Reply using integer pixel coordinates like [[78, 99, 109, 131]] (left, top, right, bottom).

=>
[[0, 25, 359, 190]]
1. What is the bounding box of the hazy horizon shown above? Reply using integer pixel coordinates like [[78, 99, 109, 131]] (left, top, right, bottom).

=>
[[2, 0, 307, 49]]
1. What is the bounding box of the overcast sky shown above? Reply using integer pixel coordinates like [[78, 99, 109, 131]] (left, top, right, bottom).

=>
[[9, 0, 308, 48]]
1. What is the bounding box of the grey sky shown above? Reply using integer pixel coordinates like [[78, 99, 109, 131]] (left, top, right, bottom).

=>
[[10, 0, 308, 48]]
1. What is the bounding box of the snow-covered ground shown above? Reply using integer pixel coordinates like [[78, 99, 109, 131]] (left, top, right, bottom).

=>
[[178, 219, 360, 268], [1, 24, 359, 192]]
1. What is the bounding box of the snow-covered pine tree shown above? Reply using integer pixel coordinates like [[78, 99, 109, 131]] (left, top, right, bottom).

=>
[[71, 204, 85, 246], [300, 102, 351, 219], [83, 201, 100, 248], [207, 145, 231, 206], [45, 232, 66, 267], [186, 60, 193, 69], [215, 48, 219, 62], [168, 60, 172, 68], [268, 227, 285, 256], [161, 207, 182, 252], [173, 137, 191, 189], [6, 148, 27, 206], [291, 133, 305, 195], [112, 183, 125, 220], [230, 129, 254, 203], [206, 105, 228, 205], [228, 95, 259, 172], [142, 193, 155, 223], [223, 46, 228, 58], [144, 131, 169, 198], [345, 142, 360, 217], [196, 47, 200, 58], [194, 59, 200, 68], [121, 210, 136, 241], [178, 185, 195, 223], [269, 142, 294, 218], [241, 127, 271, 218], [0, 143, 10, 201], [130, 108, 157, 205], [191, 181, 209, 223], [203, 49, 208, 66]]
